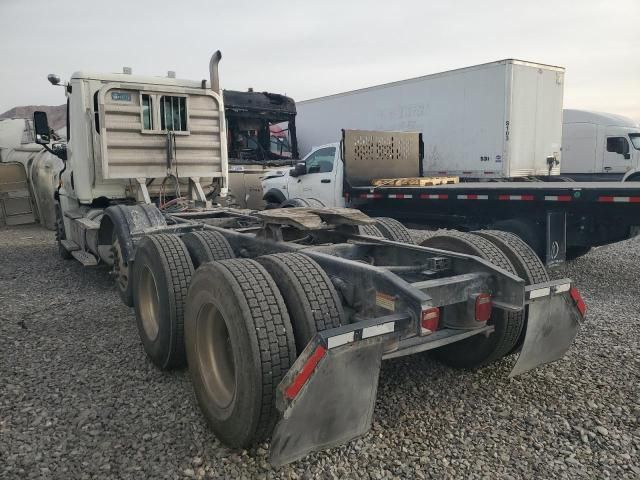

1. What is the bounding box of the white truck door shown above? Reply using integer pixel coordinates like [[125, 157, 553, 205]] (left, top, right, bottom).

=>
[[291, 146, 338, 206], [603, 131, 632, 173]]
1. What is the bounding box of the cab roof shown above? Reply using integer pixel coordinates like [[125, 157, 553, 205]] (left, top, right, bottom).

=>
[[70, 71, 209, 90], [564, 109, 640, 128]]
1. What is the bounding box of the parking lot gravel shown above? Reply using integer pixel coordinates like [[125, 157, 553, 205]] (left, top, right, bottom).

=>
[[1, 224, 638, 479]]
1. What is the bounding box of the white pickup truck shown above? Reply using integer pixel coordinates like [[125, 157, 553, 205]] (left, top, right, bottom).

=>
[[262, 142, 345, 208]]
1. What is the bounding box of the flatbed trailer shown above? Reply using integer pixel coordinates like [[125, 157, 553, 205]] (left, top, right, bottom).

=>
[[349, 181, 640, 264], [340, 131, 640, 265]]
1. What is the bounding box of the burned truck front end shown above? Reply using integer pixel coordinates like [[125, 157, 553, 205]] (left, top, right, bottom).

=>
[[224, 89, 298, 209]]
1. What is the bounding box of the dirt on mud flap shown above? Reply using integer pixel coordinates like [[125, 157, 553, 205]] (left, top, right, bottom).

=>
[[509, 278, 585, 377], [269, 315, 406, 467]]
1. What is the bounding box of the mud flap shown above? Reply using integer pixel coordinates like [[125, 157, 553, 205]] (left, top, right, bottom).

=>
[[269, 334, 387, 467], [510, 281, 583, 377]]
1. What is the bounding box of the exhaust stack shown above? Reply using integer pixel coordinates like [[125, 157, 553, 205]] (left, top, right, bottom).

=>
[[209, 50, 222, 94]]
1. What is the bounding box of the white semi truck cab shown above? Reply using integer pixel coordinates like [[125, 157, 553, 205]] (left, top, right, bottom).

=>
[[51, 53, 227, 208], [33, 51, 229, 304], [561, 109, 640, 181]]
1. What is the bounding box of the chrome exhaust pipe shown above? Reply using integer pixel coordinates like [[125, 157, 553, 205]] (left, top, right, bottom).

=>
[[209, 50, 222, 94]]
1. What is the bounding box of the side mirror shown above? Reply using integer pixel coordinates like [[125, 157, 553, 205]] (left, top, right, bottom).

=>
[[33, 111, 51, 145], [290, 163, 306, 178], [624, 153, 631, 160]]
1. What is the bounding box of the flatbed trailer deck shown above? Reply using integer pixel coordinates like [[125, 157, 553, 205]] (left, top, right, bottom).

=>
[[339, 131, 640, 265]]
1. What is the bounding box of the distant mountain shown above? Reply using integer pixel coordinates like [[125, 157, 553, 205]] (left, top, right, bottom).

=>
[[0, 104, 66, 130]]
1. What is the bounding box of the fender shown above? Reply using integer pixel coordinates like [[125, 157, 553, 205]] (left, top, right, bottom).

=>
[[622, 169, 640, 182], [98, 204, 166, 263]]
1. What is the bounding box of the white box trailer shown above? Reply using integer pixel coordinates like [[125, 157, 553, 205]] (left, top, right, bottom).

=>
[[296, 59, 565, 179]]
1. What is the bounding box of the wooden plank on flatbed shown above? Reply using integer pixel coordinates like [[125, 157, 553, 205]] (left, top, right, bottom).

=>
[[372, 176, 459, 187]]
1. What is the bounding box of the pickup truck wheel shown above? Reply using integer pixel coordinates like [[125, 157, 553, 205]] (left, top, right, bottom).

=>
[[54, 204, 72, 260], [132, 234, 194, 369], [280, 197, 326, 208], [182, 231, 235, 268], [185, 259, 296, 447], [374, 217, 415, 244], [420, 231, 524, 368], [281, 198, 310, 208], [471, 230, 549, 354], [257, 253, 345, 353]]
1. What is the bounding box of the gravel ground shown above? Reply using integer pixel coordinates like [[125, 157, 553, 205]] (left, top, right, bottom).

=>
[[1, 224, 638, 479]]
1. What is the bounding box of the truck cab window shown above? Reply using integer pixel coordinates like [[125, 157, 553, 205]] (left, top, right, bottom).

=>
[[305, 147, 336, 174], [160, 96, 187, 131], [141, 94, 153, 130], [269, 122, 292, 158], [629, 134, 640, 150], [606, 137, 630, 156]]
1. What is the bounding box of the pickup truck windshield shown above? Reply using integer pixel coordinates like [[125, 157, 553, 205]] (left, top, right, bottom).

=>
[[630, 133, 640, 150]]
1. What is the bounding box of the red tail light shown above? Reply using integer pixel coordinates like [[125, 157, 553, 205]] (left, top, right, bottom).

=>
[[421, 307, 440, 334], [569, 287, 586, 317], [475, 294, 492, 322]]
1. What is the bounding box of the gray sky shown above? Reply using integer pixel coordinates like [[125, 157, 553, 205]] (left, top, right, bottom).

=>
[[1, 0, 638, 120]]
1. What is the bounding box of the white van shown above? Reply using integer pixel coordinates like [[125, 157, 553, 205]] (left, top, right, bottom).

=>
[[561, 109, 640, 181]]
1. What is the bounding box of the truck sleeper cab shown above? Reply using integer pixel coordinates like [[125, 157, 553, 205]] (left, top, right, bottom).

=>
[[562, 109, 640, 181]]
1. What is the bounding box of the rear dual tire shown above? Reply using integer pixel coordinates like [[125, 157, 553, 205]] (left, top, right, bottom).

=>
[[358, 217, 414, 244], [420, 231, 525, 368], [132, 234, 194, 369], [471, 229, 549, 354], [181, 230, 235, 268], [373, 217, 414, 244], [185, 259, 297, 447], [134, 236, 336, 447], [258, 253, 344, 353]]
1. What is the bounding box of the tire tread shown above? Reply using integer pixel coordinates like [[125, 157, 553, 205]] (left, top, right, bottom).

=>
[[258, 253, 344, 351], [144, 233, 194, 368], [182, 230, 235, 267], [374, 217, 414, 244], [214, 259, 296, 441]]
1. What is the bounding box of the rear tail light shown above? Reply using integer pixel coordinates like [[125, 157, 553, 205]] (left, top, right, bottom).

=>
[[475, 293, 492, 322], [421, 307, 440, 334], [569, 287, 586, 317]]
